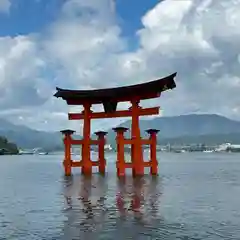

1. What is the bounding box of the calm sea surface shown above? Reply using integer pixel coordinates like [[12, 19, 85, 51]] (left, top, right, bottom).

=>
[[0, 152, 240, 240]]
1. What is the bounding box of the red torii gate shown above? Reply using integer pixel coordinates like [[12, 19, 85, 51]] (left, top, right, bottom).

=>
[[54, 72, 177, 177]]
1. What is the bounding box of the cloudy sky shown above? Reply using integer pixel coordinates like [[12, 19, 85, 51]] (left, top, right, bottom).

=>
[[0, 0, 240, 133]]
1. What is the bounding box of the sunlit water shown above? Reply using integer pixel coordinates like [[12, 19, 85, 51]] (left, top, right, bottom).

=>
[[0, 152, 240, 239]]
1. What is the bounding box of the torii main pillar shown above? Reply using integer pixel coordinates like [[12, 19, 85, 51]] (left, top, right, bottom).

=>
[[131, 99, 144, 176], [81, 103, 92, 175]]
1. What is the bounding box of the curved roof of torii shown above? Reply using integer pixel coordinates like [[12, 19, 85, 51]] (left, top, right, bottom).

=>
[[54, 72, 177, 104]]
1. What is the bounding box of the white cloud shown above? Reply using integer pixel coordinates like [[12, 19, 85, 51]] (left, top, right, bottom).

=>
[[0, 0, 11, 13], [0, 0, 240, 132], [0, 35, 52, 110], [136, 0, 240, 118]]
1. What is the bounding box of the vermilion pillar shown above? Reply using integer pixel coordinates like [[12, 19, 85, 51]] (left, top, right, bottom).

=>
[[146, 129, 159, 175], [131, 100, 144, 176], [113, 127, 128, 177], [61, 129, 75, 176], [82, 103, 92, 175], [95, 131, 108, 175]]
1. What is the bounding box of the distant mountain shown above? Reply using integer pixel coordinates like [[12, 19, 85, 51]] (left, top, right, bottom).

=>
[[0, 114, 240, 150], [0, 118, 63, 151], [104, 114, 240, 145], [158, 133, 240, 145]]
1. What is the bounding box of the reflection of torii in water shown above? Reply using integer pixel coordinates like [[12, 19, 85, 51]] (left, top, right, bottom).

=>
[[63, 175, 108, 232], [78, 176, 107, 220], [116, 176, 161, 223]]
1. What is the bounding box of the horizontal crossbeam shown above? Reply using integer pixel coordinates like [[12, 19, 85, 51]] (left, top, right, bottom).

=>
[[116, 162, 154, 168], [69, 107, 159, 120], [70, 160, 155, 168]]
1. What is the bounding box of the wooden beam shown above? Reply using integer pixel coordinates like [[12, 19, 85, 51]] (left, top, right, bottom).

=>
[[66, 92, 161, 105], [124, 162, 153, 168], [125, 163, 133, 168], [69, 107, 160, 120], [91, 161, 100, 166], [144, 161, 152, 167], [71, 160, 154, 168], [71, 161, 82, 167], [141, 139, 152, 145], [70, 139, 83, 145]]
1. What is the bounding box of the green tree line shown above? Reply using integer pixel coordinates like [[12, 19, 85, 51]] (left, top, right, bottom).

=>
[[0, 136, 19, 155]]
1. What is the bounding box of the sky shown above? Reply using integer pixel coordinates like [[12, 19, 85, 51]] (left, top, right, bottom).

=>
[[0, 0, 240, 133]]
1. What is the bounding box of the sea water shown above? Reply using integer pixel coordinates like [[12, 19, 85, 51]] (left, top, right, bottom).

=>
[[0, 152, 240, 239]]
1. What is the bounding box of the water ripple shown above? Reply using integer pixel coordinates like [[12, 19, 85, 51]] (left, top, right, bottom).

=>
[[0, 154, 240, 239]]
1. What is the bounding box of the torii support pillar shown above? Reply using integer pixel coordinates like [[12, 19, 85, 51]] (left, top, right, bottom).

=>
[[131, 99, 144, 176], [61, 129, 75, 176], [81, 103, 92, 175], [113, 127, 128, 177], [146, 129, 160, 175], [95, 131, 108, 175]]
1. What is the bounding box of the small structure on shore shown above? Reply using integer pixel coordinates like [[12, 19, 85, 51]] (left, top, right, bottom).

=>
[[55, 73, 177, 177]]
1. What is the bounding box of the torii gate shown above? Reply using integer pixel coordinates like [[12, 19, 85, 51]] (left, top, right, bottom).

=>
[[54, 72, 177, 177]]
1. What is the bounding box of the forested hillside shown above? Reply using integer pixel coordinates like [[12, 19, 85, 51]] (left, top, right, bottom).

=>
[[0, 136, 19, 154]]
